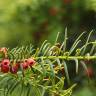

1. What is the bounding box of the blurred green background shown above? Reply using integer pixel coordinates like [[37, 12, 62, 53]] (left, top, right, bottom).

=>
[[0, 0, 96, 47], [0, 0, 96, 95]]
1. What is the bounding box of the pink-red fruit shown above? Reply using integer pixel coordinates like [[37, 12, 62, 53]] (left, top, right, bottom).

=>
[[1, 59, 10, 73], [10, 64, 19, 74], [22, 62, 29, 70], [27, 58, 36, 66], [85, 67, 94, 77], [2, 59, 10, 65]]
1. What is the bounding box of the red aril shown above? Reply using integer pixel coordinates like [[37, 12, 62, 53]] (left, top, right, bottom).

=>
[[1, 59, 10, 73], [1, 64, 9, 73], [85, 67, 94, 77], [22, 62, 29, 70], [10, 64, 19, 74], [27, 58, 36, 67], [2, 59, 10, 66]]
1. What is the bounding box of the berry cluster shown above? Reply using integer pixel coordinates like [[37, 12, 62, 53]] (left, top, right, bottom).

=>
[[0, 58, 36, 74], [0, 47, 36, 74]]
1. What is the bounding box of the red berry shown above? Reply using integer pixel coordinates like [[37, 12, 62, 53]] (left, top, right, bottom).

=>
[[1, 59, 10, 73], [22, 62, 29, 70], [27, 58, 36, 66], [85, 67, 94, 77], [2, 59, 10, 66], [1, 64, 9, 73], [10, 64, 19, 74], [15, 63, 20, 69]]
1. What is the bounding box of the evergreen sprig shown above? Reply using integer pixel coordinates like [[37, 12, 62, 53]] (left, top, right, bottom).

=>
[[0, 29, 96, 96]]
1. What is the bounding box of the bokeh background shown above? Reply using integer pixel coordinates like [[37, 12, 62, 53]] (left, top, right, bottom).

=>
[[0, 0, 96, 95]]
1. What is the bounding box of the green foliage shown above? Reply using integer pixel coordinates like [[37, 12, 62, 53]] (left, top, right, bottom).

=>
[[0, 29, 96, 96], [0, 0, 96, 47], [85, 0, 96, 11]]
